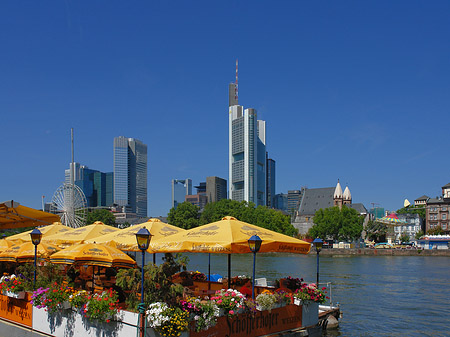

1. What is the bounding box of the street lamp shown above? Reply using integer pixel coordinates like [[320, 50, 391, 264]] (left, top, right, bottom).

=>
[[30, 228, 42, 288], [313, 238, 323, 286], [248, 235, 262, 300], [135, 227, 152, 337]]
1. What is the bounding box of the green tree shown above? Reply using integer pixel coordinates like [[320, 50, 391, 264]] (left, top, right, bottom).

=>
[[364, 219, 387, 242], [399, 232, 410, 243], [86, 209, 116, 226], [415, 229, 424, 240], [308, 206, 363, 242], [396, 205, 426, 218], [199, 199, 253, 225], [199, 199, 297, 236], [427, 225, 445, 235], [167, 202, 200, 229]]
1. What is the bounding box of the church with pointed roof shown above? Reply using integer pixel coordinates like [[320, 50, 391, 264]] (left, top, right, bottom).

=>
[[292, 180, 368, 235]]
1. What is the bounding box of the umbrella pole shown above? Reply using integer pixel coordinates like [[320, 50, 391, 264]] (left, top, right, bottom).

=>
[[208, 253, 211, 291], [227, 254, 231, 289], [153, 253, 156, 265]]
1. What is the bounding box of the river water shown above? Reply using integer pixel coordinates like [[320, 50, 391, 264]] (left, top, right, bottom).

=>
[[173, 253, 450, 337]]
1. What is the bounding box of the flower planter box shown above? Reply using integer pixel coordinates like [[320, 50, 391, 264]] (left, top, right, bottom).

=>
[[191, 303, 318, 337], [2, 290, 26, 299]]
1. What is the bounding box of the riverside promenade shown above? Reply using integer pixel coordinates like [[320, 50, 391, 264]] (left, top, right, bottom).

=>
[[316, 248, 450, 256]]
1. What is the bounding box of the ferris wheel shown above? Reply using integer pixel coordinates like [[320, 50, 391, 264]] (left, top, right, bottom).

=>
[[51, 183, 88, 228]]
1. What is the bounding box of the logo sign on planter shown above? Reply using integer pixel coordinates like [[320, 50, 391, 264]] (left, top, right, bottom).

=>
[[191, 304, 303, 337]]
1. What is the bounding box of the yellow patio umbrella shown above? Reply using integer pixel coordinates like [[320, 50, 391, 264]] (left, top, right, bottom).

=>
[[0, 245, 20, 262], [151, 216, 311, 288], [0, 200, 60, 229], [49, 243, 136, 269], [0, 242, 59, 263], [86, 218, 185, 251], [42, 221, 120, 248], [5, 222, 74, 245], [0, 238, 14, 252], [151, 216, 311, 254]]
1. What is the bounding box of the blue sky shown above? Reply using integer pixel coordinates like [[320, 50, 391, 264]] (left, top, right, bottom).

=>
[[1, 1, 450, 217]]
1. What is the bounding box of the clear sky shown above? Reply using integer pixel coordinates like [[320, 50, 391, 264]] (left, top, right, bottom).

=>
[[1, 1, 450, 217]]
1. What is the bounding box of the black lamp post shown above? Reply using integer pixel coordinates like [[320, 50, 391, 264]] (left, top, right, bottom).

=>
[[136, 227, 152, 337], [248, 235, 262, 300], [30, 228, 42, 288], [313, 238, 323, 286]]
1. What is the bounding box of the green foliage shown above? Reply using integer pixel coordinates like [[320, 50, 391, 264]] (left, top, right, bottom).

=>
[[167, 202, 200, 229], [399, 232, 410, 243], [396, 205, 426, 218], [116, 253, 187, 311], [309, 206, 364, 241], [427, 226, 445, 235], [365, 219, 387, 243], [86, 209, 116, 226], [415, 229, 424, 240], [199, 199, 297, 236], [83, 289, 119, 322], [36, 263, 66, 288]]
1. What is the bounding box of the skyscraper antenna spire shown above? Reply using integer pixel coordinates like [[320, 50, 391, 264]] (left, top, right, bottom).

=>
[[235, 59, 238, 103]]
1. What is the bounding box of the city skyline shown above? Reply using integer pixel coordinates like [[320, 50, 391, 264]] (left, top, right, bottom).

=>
[[1, 2, 450, 217]]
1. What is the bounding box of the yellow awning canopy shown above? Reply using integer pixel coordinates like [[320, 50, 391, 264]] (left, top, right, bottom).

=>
[[150, 216, 311, 254], [86, 218, 185, 251], [42, 221, 120, 248], [0, 200, 60, 229], [5, 222, 74, 244], [0, 242, 59, 263], [50, 243, 136, 268]]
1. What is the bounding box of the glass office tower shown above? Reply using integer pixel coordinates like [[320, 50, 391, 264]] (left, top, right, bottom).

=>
[[228, 105, 266, 206], [113, 136, 147, 217]]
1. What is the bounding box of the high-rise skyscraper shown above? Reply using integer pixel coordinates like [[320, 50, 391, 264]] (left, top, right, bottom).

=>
[[287, 190, 302, 215], [64, 163, 113, 207], [171, 179, 192, 209], [228, 100, 266, 206], [266, 156, 276, 207], [206, 176, 227, 203], [113, 136, 147, 217]]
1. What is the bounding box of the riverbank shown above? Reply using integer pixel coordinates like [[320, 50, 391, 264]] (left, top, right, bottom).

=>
[[314, 248, 450, 256]]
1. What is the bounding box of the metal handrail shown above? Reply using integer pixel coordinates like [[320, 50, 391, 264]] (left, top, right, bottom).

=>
[[318, 281, 333, 306]]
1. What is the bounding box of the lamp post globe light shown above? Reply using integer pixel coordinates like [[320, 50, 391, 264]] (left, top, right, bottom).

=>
[[312, 238, 323, 286], [30, 228, 42, 288], [248, 235, 262, 300], [135, 227, 152, 337]]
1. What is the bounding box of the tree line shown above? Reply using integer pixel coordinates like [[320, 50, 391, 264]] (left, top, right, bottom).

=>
[[167, 199, 297, 236]]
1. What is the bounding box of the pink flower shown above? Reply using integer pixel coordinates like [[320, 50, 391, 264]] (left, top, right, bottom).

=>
[[229, 310, 234, 315]]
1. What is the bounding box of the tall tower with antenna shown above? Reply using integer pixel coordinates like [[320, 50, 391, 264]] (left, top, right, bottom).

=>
[[228, 59, 239, 107], [228, 61, 267, 206]]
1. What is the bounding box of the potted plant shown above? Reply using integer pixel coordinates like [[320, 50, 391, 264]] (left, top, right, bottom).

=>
[[293, 283, 327, 305], [0, 274, 28, 299], [180, 296, 220, 332], [147, 301, 190, 337], [210, 289, 245, 316], [82, 288, 119, 323], [255, 291, 278, 311], [69, 289, 88, 311], [30, 287, 50, 308], [30, 282, 74, 312]]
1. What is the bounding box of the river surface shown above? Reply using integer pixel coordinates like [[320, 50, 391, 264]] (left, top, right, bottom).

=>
[[164, 253, 450, 337]]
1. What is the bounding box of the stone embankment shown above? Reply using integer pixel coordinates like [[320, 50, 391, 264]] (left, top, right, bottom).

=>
[[312, 248, 450, 256]]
